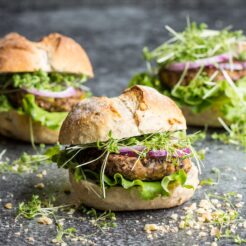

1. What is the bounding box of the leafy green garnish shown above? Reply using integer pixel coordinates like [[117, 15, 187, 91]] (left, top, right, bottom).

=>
[[80, 206, 117, 230], [200, 167, 221, 186], [54, 131, 199, 200], [0, 70, 87, 92], [16, 195, 85, 244], [20, 94, 68, 130], [54, 224, 77, 244], [17, 195, 57, 220], [129, 72, 164, 92], [0, 93, 68, 130], [0, 145, 60, 174], [129, 21, 246, 149], [200, 178, 215, 186], [129, 69, 246, 149], [144, 22, 244, 66], [0, 95, 13, 112], [102, 169, 191, 200]]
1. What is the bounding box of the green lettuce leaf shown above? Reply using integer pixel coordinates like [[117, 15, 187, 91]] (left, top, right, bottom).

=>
[[0, 95, 12, 112], [129, 72, 164, 92], [104, 170, 192, 200], [78, 168, 192, 200], [20, 94, 68, 130]]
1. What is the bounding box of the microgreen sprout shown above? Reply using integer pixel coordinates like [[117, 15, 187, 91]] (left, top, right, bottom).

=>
[[81, 206, 117, 231], [56, 131, 201, 199], [16, 195, 71, 220], [144, 22, 244, 66], [54, 223, 77, 244], [0, 145, 60, 174], [129, 21, 246, 150]]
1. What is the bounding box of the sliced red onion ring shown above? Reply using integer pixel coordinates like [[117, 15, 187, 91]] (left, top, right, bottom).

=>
[[217, 62, 246, 70], [148, 147, 191, 158], [119, 146, 191, 158], [148, 150, 167, 157], [24, 86, 78, 98], [119, 146, 146, 157], [165, 53, 231, 71]]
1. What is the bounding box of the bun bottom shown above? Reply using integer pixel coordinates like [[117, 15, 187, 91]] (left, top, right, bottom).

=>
[[69, 164, 199, 211], [0, 110, 59, 144], [181, 106, 224, 127]]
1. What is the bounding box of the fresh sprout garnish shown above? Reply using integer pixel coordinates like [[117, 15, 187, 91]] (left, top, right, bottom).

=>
[[80, 206, 117, 231], [56, 131, 202, 199], [129, 21, 246, 149], [15, 195, 96, 245], [0, 145, 60, 174], [54, 224, 77, 244], [221, 69, 245, 104], [16, 195, 71, 220], [200, 167, 221, 186], [0, 70, 88, 93], [144, 22, 244, 67]]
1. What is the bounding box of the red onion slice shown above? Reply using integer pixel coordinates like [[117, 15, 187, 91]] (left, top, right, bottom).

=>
[[148, 150, 167, 157], [218, 62, 246, 70], [119, 146, 191, 158], [24, 86, 78, 98], [119, 145, 146, 157], [165, 53, 231, 71]]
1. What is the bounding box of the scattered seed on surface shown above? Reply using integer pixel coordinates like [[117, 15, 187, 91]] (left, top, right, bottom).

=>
[[34, 183, 45, 189], [4, 203, 12, 209], [37, 216, 53, 225]]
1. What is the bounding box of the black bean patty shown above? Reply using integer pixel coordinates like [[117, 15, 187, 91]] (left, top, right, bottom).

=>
[[8, 89, 86, 112], [76, 148, 191, 181]]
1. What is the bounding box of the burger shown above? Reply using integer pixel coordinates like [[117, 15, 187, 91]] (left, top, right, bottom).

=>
[[53, 85, 199, 211], [129, 22, 246, 146], [0, 33, 93, 143]]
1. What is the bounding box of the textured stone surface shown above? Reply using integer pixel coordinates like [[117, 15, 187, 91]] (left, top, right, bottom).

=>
[[0, 1, 246, 245]]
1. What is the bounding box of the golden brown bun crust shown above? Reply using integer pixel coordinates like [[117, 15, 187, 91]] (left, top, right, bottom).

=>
[[181, 106, 224, 127], [59, 85, 187, 144], [69, 163, 199, 211], [0, 111, 59, 144], [0, 32, 93, 77]]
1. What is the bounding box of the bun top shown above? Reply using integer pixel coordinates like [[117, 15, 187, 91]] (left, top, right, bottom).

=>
[[59, 85, 186, 144], [0, 32, 93, 77]]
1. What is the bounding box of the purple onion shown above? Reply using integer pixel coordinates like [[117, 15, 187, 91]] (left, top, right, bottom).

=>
[[165, 53, 231, 71], [24, 86, 77, 98], [218, 62, 246, 70], [119, 146, 146, 157], [119, 146, 191, 158]]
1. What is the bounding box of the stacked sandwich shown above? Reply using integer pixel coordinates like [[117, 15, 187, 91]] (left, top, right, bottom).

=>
[[53, 85, 199, 211], [130, 22, 246, 147], [0, 33, 93, 143]]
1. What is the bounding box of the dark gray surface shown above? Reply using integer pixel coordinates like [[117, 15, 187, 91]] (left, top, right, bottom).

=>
[[0, 1, 246, 245]]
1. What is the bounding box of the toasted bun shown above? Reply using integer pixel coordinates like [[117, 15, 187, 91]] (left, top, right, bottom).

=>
[[69, 163, 199, 211], [181, 106, 224, 127], [0, 32, 93, 77], [59, 85, 186, 144], [0, 110, 59, 144]]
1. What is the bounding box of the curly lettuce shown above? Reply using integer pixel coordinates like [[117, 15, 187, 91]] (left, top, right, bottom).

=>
[[0, 94, 67, 130], [53, 136, 194, 201], [69, 166, 192, 200], [20, 94, 68, 130], [130, 72, 246, 148]]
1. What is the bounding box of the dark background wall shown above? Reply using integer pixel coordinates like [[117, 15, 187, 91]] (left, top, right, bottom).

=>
[[0, 0, 245, 96]]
